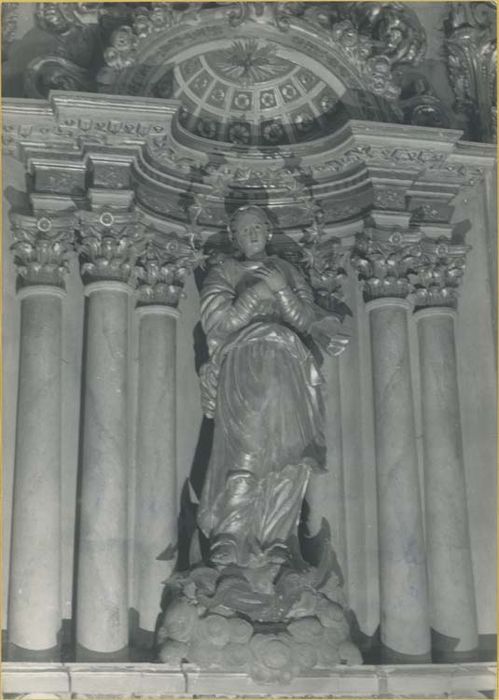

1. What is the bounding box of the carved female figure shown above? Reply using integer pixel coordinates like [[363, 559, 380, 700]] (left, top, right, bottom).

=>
[[197, 205, 347, 568]]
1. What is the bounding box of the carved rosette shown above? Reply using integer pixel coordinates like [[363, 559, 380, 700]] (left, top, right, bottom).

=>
[[10, 212, 75, 289], [135, 232, 207, 307], [77, 209, 144, 285], [351, 228, 422, 301], [411, 238, 470, 309]]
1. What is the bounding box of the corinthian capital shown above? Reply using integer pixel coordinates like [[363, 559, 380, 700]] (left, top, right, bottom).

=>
[[351, 227, 422, 301], [10, 211, 75, 289], [135, 231, 207, 308], [411, 238, 470, 309], [77, 208, 144, 284]]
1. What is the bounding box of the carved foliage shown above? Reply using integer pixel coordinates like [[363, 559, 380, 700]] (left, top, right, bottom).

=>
[[77, 209, 144, 284], [301, 237, 349, 314], [445, 2, 497, 142], [27, 3, 101, 98], [351, 228, 422, 300], [411, 238, 469, 308], [135, 232, 206, 307], [10, 212, 75, 288]]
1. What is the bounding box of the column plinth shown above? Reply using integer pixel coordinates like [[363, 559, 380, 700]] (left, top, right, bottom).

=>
[[134, 304, 179, 645], [415, 306, 478, 657]]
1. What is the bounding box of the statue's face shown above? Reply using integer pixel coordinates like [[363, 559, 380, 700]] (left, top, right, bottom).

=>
[[233, 210, 268, 259]]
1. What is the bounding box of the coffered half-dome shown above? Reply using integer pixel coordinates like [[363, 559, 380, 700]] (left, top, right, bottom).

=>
[[96, 3, 405, 146], [166, 38, 342, 146]]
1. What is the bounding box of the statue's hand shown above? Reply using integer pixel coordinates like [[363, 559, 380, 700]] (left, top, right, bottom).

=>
[[253, 265, 287, 293], [250, 280, 275, 301]]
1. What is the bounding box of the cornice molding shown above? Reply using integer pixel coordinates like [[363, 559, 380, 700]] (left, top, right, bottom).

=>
[[3, 94, 495, 235]]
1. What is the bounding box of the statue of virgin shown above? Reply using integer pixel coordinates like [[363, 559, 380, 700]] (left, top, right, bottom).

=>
[[156, 207, 361, 677], [197, 205, 348, 568]]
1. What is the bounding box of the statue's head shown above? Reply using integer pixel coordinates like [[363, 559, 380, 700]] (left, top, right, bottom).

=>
[[228, 205, 273, 259]]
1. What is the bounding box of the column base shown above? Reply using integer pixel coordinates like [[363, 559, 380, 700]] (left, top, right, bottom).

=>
[[75, 644, 129, 662], [7, 641, 61, 662], [379, 643, 431, 664], [431, 630, 479, 663]]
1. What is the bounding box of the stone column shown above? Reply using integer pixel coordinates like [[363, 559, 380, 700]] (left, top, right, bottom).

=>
[[133, 234, 193, 645], [352, 228, 431, 661], [413, 238, 478, 658], [75, 209, 141, 660], [8, 213, 73, 660]]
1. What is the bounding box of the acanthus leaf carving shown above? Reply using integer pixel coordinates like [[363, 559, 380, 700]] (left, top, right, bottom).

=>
[[445, 2, 496, 142], [10, 211, 76, 288], [135, 230, 207, 307], [301, 237, 351, 317], [77, 208, 145, 284], [351, 227, 422, 301], [24, 56, 95, 100], [410, 237, 470, 309]]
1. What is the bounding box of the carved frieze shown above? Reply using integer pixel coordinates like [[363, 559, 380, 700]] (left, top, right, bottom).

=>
[[373, 188, 407, 211], [2, 113, 169, 157], [10, 212, 76, 288]]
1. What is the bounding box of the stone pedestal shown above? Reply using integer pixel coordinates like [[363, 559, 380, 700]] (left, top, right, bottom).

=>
[[76, 281, 131, 659], [415, 307, 478, 657], [135, 304, 179, 644], [8, 286, 65, 660], [367, 298, 430, 660]]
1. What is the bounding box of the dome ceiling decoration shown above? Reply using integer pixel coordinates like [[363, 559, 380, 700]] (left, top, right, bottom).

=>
[[163, 39, 341, 146]]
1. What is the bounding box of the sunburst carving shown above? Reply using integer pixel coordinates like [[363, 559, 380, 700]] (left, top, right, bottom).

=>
[[210, 39, 292, 86]]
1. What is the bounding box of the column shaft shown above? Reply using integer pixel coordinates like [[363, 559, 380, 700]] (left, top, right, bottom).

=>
[[135, 306, 178, 640], [368, 298, 430, 659], [8, 289, 64, 658], [416, 308, 478, 655], [76, 282, 130, 658]]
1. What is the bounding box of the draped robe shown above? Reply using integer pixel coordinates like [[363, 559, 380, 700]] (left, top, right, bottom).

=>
[[197, 255, 326, 561]]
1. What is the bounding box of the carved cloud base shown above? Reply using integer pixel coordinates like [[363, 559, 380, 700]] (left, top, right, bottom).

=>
[[156, 558, 362, 684]]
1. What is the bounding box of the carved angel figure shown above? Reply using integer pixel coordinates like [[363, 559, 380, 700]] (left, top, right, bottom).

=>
[[197, 205, 348, 568]]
